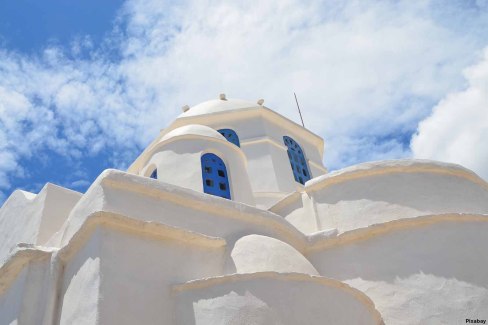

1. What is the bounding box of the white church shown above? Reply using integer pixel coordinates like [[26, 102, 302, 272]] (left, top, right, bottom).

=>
[[1, 95, 487, 324]]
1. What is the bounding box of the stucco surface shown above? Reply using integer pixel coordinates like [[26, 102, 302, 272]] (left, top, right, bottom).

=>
[[144, 137, 255, 205], [1, 172, 487, 324], [1, 210, 230, 325], [313, 171, 488, 232], [174, 273, 382, 325], [58, 228, 102, 325], [231, 235, 318, 275], [0, 184, 81, 263], [178, 98, 259, 118], [306, 159, 484, 188], [0, 248, 53, 325], [37, 185, 82, 245], [160, 124, 226, 142], [272, 159, 488, 234], [0, 266, 29, 325], [0, 191, 38, 264], [308, 217, 488, 324], [57, 170, 307, 250], [129, 101, 326, 206], [97, 226, 226, 325]]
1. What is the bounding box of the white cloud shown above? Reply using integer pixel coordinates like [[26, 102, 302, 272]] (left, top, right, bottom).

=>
[[1, 0, 488, 200], [411, 48, 488, 180], [70, 179, 92, 189], [116, 0, 488, 168]]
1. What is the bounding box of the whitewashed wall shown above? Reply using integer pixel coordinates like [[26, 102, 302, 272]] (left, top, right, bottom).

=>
[[142, 136, 254, 206], [128, 103, 327, 209], [174, 273, 382, 325], [272, 160, 488, 234], [59, 228, 102, 324], [0, 253, 52, 325], [230, 235, 318, 275], [0, 184, 81, 263], [307, 217, 488, 324], [57, 170, 306, 250], [96, 227, 225, 324]]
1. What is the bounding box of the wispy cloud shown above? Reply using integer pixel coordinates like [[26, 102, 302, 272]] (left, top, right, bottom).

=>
[[412, 48, 488, 180], [1, 0, 488, 202]]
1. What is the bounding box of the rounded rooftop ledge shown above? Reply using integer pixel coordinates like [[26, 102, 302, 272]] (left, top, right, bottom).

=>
[[231, 235, 319, 275], [178, 98, 260, 118], [305, 158, 487, 190], [173, 272, 383, 325], [160, 124, 225, 143]]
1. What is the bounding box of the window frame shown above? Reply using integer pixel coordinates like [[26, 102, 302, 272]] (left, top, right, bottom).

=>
[[283, 136, 311, 185], [217, 128, 240, 147], [201, 152, 232, 199]]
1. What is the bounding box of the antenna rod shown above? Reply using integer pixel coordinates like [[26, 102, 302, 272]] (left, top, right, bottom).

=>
[[294, 92, 305, 128]]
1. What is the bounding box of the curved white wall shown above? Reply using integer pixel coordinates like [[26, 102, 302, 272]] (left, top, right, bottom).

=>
[[56, 170, 307, 250], [273, 160, 488, 234], [174, 273, 382, 325], [141, 136, 255, 206], [230, 235, 318, 275], [308, 217, 488, 325], [313, 171, 488, 233]]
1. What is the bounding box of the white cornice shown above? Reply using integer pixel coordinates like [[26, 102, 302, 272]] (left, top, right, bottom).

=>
[[270, 159, 488, 213], [240, 135, 288, 150], [305, 213, 488, 253], [137, 133, 249, 172], [172, 271, 384, 324], [0, 245, 55, 296], [128, 106, 325, 174], [99, 170, 308, 251], [57, 211, 227, 263], [0, 211, 227, 296]]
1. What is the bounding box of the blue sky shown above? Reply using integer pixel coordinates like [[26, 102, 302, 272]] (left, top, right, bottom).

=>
[[0, 0, 129, 201], [0, 0, 124, 53], [1, 0, 488, 205]]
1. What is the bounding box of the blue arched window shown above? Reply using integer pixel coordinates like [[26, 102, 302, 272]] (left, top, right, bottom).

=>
[[150, 169, 157, 179], [283, 136, 311, 185], [218, 129, 240, 147], [201, 153, 231, 199]]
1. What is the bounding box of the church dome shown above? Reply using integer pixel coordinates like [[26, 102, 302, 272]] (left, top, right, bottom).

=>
[[160, 124, 225, 142], [230, 235, 319, 275], [178, 97, 260, 118]]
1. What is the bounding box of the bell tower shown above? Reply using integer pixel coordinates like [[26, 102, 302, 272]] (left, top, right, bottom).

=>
[[128, 95, 327, 208]]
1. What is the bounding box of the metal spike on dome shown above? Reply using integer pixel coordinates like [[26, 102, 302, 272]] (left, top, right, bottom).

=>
[[219, 93, 227, 100], [257, 99, 264, 105], [181, 105, 190, 112]]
